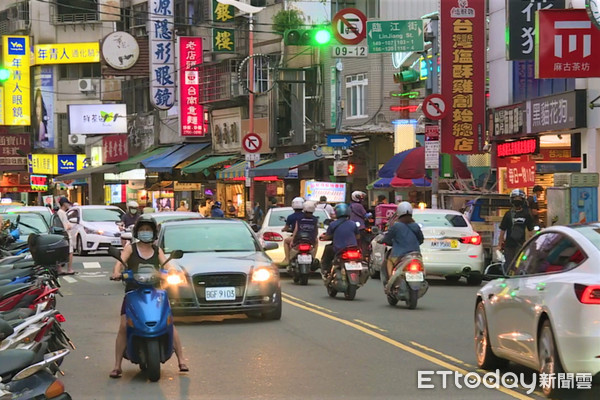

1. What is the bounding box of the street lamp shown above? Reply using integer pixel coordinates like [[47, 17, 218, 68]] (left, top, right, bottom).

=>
[[217, 0, 265, 212]]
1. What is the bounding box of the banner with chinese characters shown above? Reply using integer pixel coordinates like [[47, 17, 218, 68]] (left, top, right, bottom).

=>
[[505, 161, 536, 189], [148, 0, 175, 110], [0, 133, 30, 171], [526, 90, 586, 133], [304, 181, 347, 203], [28, 154, 87, 175], [213, 28, 235, 52], [33, 43, 100, 65], [178, 37, 206, 137], [535, 9, 600, 78], [2, 35, 30, 126], [506, 0, 564, 60], [103, 134, 129, 163], [213, 0, 234, 23], [440, 0, 485, 154], [491, 103, 526, 137], [33, 66, 55, 150]]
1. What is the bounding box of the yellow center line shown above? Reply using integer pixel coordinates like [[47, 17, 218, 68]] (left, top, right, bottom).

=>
[[282, 292, 337, 314], [354, 319, 387, 332], [409, 341, 471, 366], [282, 297, 535, 400]]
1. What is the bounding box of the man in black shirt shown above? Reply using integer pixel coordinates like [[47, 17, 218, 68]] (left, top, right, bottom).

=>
[[498, 189, 534, 268], [527, 185, 544, 227]]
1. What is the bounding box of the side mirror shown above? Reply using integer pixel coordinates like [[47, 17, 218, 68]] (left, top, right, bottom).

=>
[[50, 226, 65, 235], [251, 224, 260, 233], [484, 263, 506, 279], [263, 242, 278, 251], [120, 232, 132, 240], [107, 245, 124, 264], [371, 226, 380, 235], [68, 217, 78, 224], [170, 250, 184, 260]]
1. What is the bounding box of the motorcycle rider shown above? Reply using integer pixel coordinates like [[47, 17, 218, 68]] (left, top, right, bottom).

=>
[[120, 201, 140, 246], [211, 201, 225, 218], [319, 203, 360, 278], [498, 189, 534, 268], [316, 196, 335, 218], [289, 201, 320, 271], [281, 197, 305, 267], [380, 202, 424, 292], [110, 219, 188, 378]]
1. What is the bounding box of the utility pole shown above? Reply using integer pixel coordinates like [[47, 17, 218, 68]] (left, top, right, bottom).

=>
[[430, 16, 440, 209]]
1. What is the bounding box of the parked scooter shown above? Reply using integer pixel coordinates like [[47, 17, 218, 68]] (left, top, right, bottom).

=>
[[324, 247, 369, 300], [108, 245, 184, 382], [381, 252, 429, 309]]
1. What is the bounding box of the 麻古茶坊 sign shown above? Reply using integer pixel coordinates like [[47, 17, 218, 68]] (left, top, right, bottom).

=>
[[497, 138, 539, 158], [149, 0, 175, 110], [491, 103, 526, 137], [0, 133, 30, 171], [506, 0, 565, 60], [526, 90, 586, 134], [440, 0, 486, 155], [178, 37, 207, 137], [535, 9, 600, 78], [103, 134, 129, 163]]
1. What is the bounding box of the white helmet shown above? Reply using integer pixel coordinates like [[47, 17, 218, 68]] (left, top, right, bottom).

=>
[[127, 200, 139, 208], [351, 191, 366, 202], [291, 197, 305, 210], [396, 201, 413, 217], [302, 201, 316, 213]]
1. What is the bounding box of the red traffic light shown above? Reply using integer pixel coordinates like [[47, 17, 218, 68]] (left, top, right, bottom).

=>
[[347, 164, 355, 174]]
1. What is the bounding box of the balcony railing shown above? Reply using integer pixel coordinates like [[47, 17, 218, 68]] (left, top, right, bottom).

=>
[[199, 59, 244, 104], [52, 13, 99, 24]]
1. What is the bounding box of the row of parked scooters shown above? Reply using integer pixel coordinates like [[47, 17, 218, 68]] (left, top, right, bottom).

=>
[[0, 221, 74, 400]]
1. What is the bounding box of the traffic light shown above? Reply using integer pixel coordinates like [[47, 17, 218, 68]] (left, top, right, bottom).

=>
[[0, 68, 9, 82], [347, 164, 355, 175], [393, 68, 420, 84], [284, 26, 332, 46]]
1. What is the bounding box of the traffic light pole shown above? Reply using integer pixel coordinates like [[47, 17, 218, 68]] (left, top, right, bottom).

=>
[[334, 0, 342, 134], [249, 12, 256, 210], [430, 19, 440, 209]]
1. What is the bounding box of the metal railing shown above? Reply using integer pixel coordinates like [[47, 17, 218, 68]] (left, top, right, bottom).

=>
[[52, 13, 99, 24]]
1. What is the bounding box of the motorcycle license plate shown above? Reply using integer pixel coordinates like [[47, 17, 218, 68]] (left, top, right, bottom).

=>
[[345, 262, 362, 271], [405, 272, 424, 282], [205, 287, 236, 301], [298, 254, 312, 264]]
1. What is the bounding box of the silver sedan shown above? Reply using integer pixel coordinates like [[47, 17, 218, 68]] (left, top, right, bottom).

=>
[[474, 224, 600, 397]]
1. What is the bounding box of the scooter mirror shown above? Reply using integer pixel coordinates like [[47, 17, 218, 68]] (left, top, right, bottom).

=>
[[170, 250, 184, 260], [107, 245, 123, 263]]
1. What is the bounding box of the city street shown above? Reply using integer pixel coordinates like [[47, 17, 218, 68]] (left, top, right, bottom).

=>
[[53, 255, 598, 400]]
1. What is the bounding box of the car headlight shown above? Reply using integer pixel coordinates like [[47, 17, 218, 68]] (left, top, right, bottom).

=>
[[166, 273, 185, 285], [84, 226, 103, 235], [252, 268, 272, 282]]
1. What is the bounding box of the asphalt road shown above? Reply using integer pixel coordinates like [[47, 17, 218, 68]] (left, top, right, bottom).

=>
[[52, 255, 599, 400]]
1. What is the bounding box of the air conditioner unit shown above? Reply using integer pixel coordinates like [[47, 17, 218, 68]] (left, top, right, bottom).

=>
[[78, 79, 95, 93], [69, 134, 86, 146], [8, 20, 28, 33]]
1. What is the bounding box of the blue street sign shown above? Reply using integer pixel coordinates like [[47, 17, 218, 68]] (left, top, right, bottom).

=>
[[327, 134, 352, 147]]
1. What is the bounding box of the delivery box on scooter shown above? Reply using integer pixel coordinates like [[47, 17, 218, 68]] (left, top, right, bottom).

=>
[[28, 233, 69, 265], [375, 204, 398, 230]]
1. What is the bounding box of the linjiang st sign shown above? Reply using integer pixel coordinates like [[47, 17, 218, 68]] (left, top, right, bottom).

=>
[[527, 90, 586, 134]]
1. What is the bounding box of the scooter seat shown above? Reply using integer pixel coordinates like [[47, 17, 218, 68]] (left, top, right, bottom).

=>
[[0, 308, 34, 321], [0, 268, 34, 281], [0, 255, 27, 266], [0, 349, 36, 381], [12, 261, 36, 270], [0, 279, 11, 286], [0, 283, 32, 301]]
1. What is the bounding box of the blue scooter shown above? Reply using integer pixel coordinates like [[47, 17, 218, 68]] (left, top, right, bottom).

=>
[[108, 246, 183, 382]]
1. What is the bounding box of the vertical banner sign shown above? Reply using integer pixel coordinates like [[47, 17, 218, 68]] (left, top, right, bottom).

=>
[[330, 66, 336, 129], [535, 9, 600, 78], [148, 0, 175, 110], [506, 0, 565, 60], [440, 0, 485, 155], [213, 0, 234, 23], [178, 37, 206, 137], [3, 35, 30, 126], [213, 28, 235, 52], [33, 66, 55, 150]]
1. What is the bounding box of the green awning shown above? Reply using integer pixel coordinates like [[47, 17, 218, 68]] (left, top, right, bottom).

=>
[[250, 150, 322, 177], [216, 160, 270, 179], [115, 147, 169, 173], [182, 155, 236, 175]]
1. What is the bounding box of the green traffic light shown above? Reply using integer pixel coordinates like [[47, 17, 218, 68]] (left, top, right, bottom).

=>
[[0, 68, 9, 81], [315, 29, 331, 45]]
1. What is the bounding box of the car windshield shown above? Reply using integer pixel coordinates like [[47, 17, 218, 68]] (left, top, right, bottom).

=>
[[413, 213, 469, 228], [82, 208, 123, 222], [267, 209, 328, 227], [2, 213, 48, 235], [162, 222, 258, 253], [9, 208, 52, 226], [151, 214, 200, 224]]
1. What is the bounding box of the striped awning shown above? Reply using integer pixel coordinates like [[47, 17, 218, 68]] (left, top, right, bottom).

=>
[[216, 160, 270, 180]]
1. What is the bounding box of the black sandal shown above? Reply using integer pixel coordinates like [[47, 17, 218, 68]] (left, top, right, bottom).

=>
[[179, 364, 189, 372]]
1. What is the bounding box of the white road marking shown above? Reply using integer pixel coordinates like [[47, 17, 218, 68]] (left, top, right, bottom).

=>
[[82, 262, 101, 269], [62, 276, 77, 283]]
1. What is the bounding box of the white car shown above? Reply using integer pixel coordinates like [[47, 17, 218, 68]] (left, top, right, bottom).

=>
[[67, 205, 124, 255], [370, 209, 484, 285], [257, 207, 331, 265], [475, 224, 600, 397]]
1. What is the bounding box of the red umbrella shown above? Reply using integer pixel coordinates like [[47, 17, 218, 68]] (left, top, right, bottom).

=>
[[378, 147, 471, 179]]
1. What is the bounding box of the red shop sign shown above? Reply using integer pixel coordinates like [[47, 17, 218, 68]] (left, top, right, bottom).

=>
[[506, 161, 536, 189]]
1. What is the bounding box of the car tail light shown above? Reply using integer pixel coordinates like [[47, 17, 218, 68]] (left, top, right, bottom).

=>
[[574, 284, 600, 304], [298, 243, 311, 252], [460, 235, 482, 245], [263, 232, 283, 242], [341, 249, 362, 260], [404, 260, 423, 272]]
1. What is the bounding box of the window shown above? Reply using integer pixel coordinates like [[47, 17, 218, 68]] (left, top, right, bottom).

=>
[[59, 63, 101, 80], [345, 74, 368, 118], [132, 2, 147, 26], [55, 0, 98, 23]]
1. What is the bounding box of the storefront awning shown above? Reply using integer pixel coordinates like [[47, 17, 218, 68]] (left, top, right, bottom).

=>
[[250, 151, 322, 177], [181, 155, 237, 175], [216, 160, 270, 180], [54, 164, 118, 181], [143, 143, 210, 173], [116, 147, 170, 173]]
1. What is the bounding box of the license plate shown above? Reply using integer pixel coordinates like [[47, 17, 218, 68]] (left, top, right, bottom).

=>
[[205, 287, 236, 301], [345, 262, 362, 271], [298, 254, 312, 264], [111, 239, 121, 245], [430, 240, 458, 249], [405, 272, 424, 282]]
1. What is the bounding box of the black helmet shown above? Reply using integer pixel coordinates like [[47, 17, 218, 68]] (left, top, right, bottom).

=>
[[132, 218, 158, 241], [533, 185, 544, 193]]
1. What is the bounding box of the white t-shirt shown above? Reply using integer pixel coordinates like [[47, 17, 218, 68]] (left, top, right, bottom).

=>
[[316, 202, 334, 217], [57, 209, 72, 231]]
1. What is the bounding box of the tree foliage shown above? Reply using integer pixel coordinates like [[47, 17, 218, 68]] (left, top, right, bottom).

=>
[[272, 9, 305, 34]]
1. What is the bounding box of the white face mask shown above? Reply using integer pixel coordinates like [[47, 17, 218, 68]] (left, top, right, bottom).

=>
[[137, 231, 154, 243], [130, 208, 138, 214]]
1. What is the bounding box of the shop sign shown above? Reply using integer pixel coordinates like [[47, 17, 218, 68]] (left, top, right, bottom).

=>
[[212, 107, 241, 154], [174, 182, 202, 191], [103, 134, 128, 163], [506, 0, 565, 60], [33, 66, 55, 149], [506, 161, 536, 188], [33, 43, 100, 65], [531, 148, 580, 162], [28, 154, 87, 175], [535, 9, 600, 78], [2, 35, 31, 126], [68, 104, 127, 135], [304, 181, 347, 203], [178, 37, 207, 136], [0, 133, 30, 170], [440, 0, 486, 154], [492, 103, 526, 136], [149, 0, 175, 110], [497, 138, 539, 158], [213, 0, 234, 23], [527, 90, 586, 133], [30, 174, 48, 191]]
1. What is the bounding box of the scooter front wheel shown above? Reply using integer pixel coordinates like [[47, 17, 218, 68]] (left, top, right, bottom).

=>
[[406, 288, 418, 310], [387, 294, 398, 306], [146, 339, 161, 382], [327, 286, 337, 297]]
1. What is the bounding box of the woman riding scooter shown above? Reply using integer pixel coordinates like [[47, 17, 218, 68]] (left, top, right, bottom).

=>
[[109, 218, 188, 378]]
